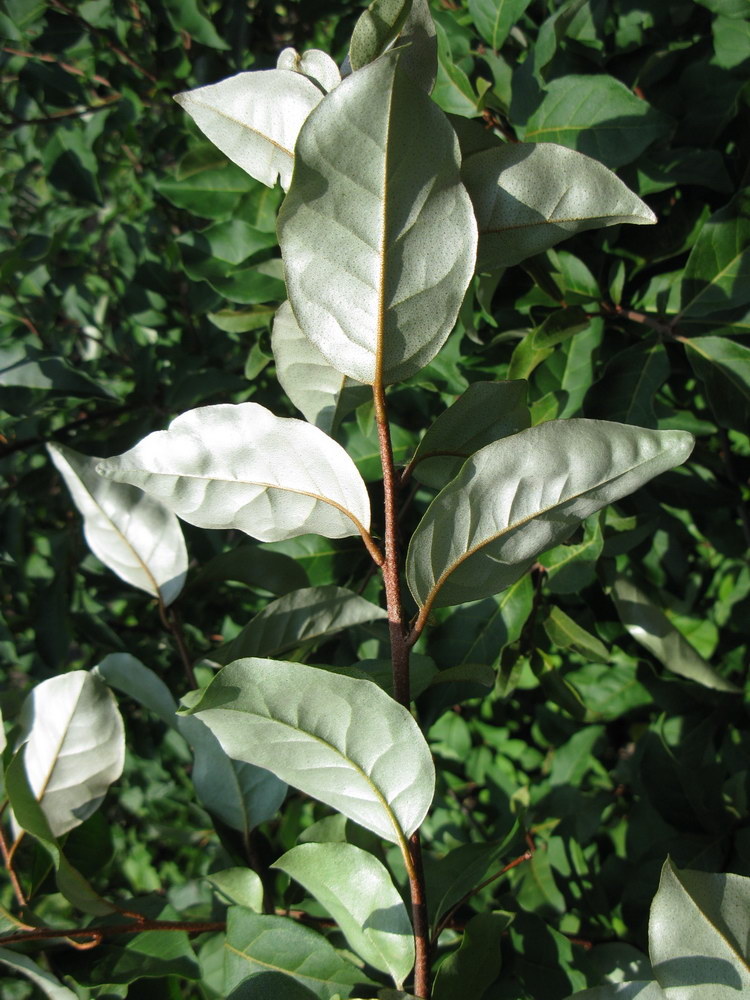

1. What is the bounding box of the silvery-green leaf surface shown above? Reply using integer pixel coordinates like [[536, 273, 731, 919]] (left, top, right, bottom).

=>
[[15, 671, 125, 837], [406, 420, 694, 613], [272, 301, 370, 435], [564, 985, 667, 1000], [278, 51, 477, 386], [94, 653, 286, 831], [273, 842, 414, 985], [407, 381, 530, 489], [212, 585, 388, 664], [47, 442, 187, 606], [395, 0, 437, 93], [97, 402, 371, 543], [610, 576, 738, 693], [350, 0, 413, 70], [0, 948, 78, 1000], [276, 47, 341, 93], [174, 70, 324, 191], [650, 858, 750, 998], [462, 143, 656, 270], [182, 658, 435, 843]]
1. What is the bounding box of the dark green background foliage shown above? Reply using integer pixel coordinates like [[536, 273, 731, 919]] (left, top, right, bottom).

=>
[[1, 0, 749, 996]]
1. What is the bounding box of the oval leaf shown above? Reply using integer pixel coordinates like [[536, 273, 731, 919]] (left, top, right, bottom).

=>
[[610, 576, 738, 693], [181, 658, 435, 843], [16, 672, 125, 837], [212, 585, 388, 664], [174, 70, 324, 191], [96, 402, 371, 544], [406, 420, 694, 613], [273, 842, 415, 985], [48, 442, 187, 606], [462, 143, 656, 270], [650, 858, 750, 997], [272, 301, 370, 435], [278, 51, 477, 385]]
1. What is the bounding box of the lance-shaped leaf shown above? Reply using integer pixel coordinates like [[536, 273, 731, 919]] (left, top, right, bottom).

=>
[[15, 671, 125, 837], [225, 909, 375, 997], [212, 585, 388, 664], [96, 403, 372, 545], [278, 51, 477, 386], [181, 658, 435, 844], [406, 381, 530, 489], [406, 420, 694, 614], [47, 442, 187, 606], [650, 858, 750, 997], [272, 301, 370, 435], [276, 47, 341, 94], [462, 142, 656, 270], [610, 576, 738, 693], [174, 70, 325, 191], [274, 843, 414, 985]]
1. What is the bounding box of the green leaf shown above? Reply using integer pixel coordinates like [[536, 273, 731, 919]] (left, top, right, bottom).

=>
[[463, 142, 655, 270], [16, 671, 124, 837], [182, 659, 435, 843], [433, 911, 510, 1000], [212, 585, 388, 664], [225, 909, 375, 998], [97, 402, 372, 545], [395, 0, 438, 93], [0, 344, 114, 397], [188, 544, 309, 596], [543, 606, 610, 662], [157, 160, 255, 218], [521, 76, 672, 169], [610, 576, 739, 693], [585, 339, 669, 428], [539, 512, 604, 594], [350, 0, 413, 70], [650, 858, 750, 997], [273, 843, 414, 986], [468, 0, 532, 50], [683, 336, 750, 430], [207, 868, 264, 912], [564, 982, 667, 999], [695, 0, 750, 17], [174, 70, 324, 191], [678, 189, 750, 324], [408, 381, 530, 489], [533, 0, 588, 81], [278, 51, 477, 385], [94, 652, 178, 729], [227, 973, 320, 1000], [272, 301, 370, 435], [406, 420, 694, 613], [427, 827, 520, 926], [712, 15, 750, 69], [162, 0, 228, 48], [48, 443, 188, 606], [0, 948, 78, 999]]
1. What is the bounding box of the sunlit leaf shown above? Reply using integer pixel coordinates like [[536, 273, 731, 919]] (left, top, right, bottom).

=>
[[278, 51, 477, 385], [207, 868, 264, 912], [48, 443, 188, 606], [174, 70, 324, 191], [182, 658, 435, 843], [276, 47, 341, 93], [543, 606, 610, 662], [97, 402, 371, 544], [407, 420, 693, 613], [462, 142, 656, 270], [468, 0, 532, 50], [273, 842, 414, 985], [16, 671, 124, 837], [350, 0, 413, 70]]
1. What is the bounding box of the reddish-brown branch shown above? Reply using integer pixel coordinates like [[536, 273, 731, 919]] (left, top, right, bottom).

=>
[[0, 820, 28, 910], [0, 919, 226, 948]]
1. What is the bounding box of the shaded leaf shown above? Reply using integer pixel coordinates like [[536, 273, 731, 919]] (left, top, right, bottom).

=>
[[0, 948, 78, 999], [97, 402, 371, 544], [564, 983, 667, 1000], [539, 512, 604, 594], [272, 300, 370, 436], [407, 420, 693, 613], [463, 142, 655, 270], [48, 443, 188, 606], [610, 576, 739, 693], [433, 911, 510, 1000], [225, 909, 375, 998], [227, 972, 319, 1000], [350, 0, 413, 70], [212, 585, 388, 664], [585, 339, 669, 427], [188, 543, 309, 596], [543, 606, 610, 662], [273, 842, 414, 985], [683, 335, 750, 429], [0, 344, 114, 398], [278, 51, 477, 385], [182, 659, 435, 843]]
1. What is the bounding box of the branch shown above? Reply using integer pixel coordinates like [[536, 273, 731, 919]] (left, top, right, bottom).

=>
[[0, 919, 226, 949]]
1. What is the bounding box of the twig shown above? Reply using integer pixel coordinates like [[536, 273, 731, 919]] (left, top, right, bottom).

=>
[[47, 0, 158, 83], [0, 821, 28, 909], [158, 601, 198, 689], [0, 919, 226, 948]]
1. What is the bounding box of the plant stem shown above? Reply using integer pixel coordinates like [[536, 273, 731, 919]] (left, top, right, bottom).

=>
[[0, 919, 226, 948], [0, 819, 27, 909], [159, 600, 198, 689], [373, 382, 431, 998]]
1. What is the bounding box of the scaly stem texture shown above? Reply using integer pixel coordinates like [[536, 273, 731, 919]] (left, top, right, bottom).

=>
[[373, 382, 431, 998]]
